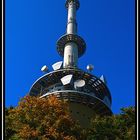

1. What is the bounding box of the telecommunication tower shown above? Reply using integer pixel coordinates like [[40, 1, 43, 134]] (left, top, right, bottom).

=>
[[29, 0, 112, 127]]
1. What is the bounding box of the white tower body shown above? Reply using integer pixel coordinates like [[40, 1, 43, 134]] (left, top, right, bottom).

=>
[[63, 42, 78, 68]]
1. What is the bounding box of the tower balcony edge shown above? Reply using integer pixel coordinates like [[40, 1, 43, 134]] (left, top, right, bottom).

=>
[[29, 68, 112, 104], [39, 90, 113, 116], [56, 34, 86, 57]]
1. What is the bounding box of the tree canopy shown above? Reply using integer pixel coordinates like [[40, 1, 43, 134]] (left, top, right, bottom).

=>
[[5, 96, 135, 140], [86, 107, 135, 140]]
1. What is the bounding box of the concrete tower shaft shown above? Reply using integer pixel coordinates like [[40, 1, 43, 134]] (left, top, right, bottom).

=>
[[63, 42, 78, 68]]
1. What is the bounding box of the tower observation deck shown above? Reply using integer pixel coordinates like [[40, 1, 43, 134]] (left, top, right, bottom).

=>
[[29, 0, 112, 127]]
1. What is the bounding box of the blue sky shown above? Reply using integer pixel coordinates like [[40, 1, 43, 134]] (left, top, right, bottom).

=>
[[5, 0, 135, 114]]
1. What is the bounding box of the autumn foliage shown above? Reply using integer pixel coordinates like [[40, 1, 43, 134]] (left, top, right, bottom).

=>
[[5, 96, 82, 140], [5, 95, 135, 140]]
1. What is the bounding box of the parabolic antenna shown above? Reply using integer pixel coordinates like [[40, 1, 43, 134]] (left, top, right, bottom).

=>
[[61, 74, 73, 86], [87, 64, 94, 72], [52, 61, 63, 70], [74, 79, 85, 88], [41, 65, 48, 72]]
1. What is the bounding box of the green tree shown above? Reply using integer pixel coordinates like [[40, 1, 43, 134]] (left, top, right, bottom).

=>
[[86, 107, 135, 140]]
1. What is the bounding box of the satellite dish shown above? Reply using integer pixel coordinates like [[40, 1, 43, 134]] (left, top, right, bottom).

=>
[[74, 79, 85, 89], [61, 74, 73, 86], [41, 65, 48, 72], [86, 64, 94, 72], [52, 61, 63, 70]]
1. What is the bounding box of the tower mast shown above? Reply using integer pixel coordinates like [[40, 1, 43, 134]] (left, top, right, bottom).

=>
[[57, 0, 86, 68]]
